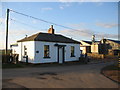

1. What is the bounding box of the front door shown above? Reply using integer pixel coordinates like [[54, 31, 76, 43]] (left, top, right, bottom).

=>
[[58, 47, 64, 64]]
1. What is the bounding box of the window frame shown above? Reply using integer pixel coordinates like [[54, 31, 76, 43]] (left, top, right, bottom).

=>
[[71, 46, 75, 57], [44, 45, 50, 58], [24, 45, 27, 56]]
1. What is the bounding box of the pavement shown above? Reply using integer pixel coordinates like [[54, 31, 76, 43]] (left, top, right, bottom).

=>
[[2, 61, 119, 88]]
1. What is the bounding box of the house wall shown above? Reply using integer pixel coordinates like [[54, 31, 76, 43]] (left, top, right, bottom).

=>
[[105, 40, 120, 50], [11, 46, 19, 54], [80, 46, 86, 54], [12, 41, 81, 64], [91, 44, 99, 53], [80, 46, 91, 54], [34, 41, 81, 63], [80, 41, 91, 46], [18, 41, 35, 63]]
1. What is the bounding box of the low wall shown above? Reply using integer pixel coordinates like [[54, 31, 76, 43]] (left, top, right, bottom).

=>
[[87, 53, 105, 59], [87, 53, 118, 60]]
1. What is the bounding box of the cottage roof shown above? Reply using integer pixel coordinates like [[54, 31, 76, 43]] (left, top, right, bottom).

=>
[[80, 40, 100, 45], [81, 40, 92, 45], [107, 39, 120, 44], [17, 32, 80, 44]]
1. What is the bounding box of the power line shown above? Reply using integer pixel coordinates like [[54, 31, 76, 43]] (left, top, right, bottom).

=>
[[9, 9, 96, 36], [9, 9, 86, 33], [10, 18, 47, 30]]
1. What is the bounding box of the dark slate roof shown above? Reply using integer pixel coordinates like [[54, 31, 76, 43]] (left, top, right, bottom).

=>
[[17, 32, 80, 44], [107, 39, 120, 44], [81, 40, 100, 45], [82, 40, 92, 45]]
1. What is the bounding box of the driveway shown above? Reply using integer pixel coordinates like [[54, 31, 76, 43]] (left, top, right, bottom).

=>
[[2, 62, 119, 88]]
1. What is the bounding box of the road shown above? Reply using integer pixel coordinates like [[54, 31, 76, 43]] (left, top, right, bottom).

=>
[[2, 62, 119, 88]]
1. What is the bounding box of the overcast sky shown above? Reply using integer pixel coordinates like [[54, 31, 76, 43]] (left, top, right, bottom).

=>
[[0, 0, 119, 49]]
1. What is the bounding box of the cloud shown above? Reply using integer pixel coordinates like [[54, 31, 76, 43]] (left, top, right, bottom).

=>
[[0, 29, 47, 49], [60, 29, 95, 38], [67, 23, 86, 28], [96, 22, 118, 28], [60, 28, 118, 40], [59, 0, 75, 2], [59, 0, 119, 2], [32, 20, 37, 24], [59, 2, 71, 9], [0, 29, 47, 37], [0, 17, 5, 25], [41, 7, 53, 11], [96, 33, 118, 39]]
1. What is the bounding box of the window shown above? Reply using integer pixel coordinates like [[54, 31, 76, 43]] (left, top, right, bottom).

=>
[[44, 45, 50, 58], [71, 46, 75, 57], [24, 45, 27, 56]]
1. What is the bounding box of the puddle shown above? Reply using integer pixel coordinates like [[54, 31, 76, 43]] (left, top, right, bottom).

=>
[[37, 77, 47, 79], [38, 72, 58, 76], [52, 77, 63, 80]]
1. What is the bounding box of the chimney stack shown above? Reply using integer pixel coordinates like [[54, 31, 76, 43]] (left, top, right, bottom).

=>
[[48, 25, 54, 34]]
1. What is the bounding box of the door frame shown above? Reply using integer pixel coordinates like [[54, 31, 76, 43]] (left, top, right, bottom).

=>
[[54, 44, 66, 64], [58, 46, 65, 63]]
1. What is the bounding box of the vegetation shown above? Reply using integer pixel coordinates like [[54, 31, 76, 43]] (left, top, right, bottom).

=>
[[102, 64, 120, 70], [101, 64, 120, 83], [2, 63, 25, 69]]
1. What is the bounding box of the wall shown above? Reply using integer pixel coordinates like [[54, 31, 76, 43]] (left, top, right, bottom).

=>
[[87, 53, 104, 59], [34, 41, 81, 63], [11, 46, 19, 54], [18, 41, 35, 63], [80, 41, 90, 46], [34, 41, 57, 63], [80, 46, 91, 54], [91, 44, 99, 53], [105, 40, 120, 50]]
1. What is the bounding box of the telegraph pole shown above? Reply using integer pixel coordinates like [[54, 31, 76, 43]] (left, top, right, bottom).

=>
[[5, 9, 10, 62]]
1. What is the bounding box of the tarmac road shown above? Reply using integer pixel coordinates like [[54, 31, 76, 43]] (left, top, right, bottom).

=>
[[2, 61, 119, 88]]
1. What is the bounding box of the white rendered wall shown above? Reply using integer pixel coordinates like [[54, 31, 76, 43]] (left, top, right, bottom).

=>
[[18, 41, 35, 63], [34, 41, 81, 63], [11, 46, 19, 54], [64, 43, 80, 62], [34, 41, 58, 63], [91, 44, 99, 53]]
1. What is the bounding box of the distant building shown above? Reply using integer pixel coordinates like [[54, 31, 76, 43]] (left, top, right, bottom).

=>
[[80, 35, 108, 55], [80, 37, 120, 56], [11, 25, 81, 64], [100, 39, 120, 55], [80, 40, 92, 54], [91, 42, 108, 54]]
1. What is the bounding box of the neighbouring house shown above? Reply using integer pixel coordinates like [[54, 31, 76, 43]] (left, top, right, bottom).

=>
[[91, 42, 108, 54], [100, 39, 120, 55], [80, 35, 108, 55], [11, 25, 81, 64], [80, 40, 92, 54]]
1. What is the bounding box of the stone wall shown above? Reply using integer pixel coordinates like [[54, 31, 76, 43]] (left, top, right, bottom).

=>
[[87, 53, 105, 59]]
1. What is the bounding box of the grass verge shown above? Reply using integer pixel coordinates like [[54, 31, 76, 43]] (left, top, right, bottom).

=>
[[2, 61, 85, 69], [101, 64, 120, 84]]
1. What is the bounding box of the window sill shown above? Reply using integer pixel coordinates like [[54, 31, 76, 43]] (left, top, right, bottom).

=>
[[71, 56, 75, 57], [43, 57, 51, 59]]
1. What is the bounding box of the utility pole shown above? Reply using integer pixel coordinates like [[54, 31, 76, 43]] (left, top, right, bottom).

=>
[[5, 9, 10, 62]]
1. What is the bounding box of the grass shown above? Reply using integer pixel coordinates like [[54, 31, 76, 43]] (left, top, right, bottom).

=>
[[2, 60, 85, 69], [2, 63, 25, 69], [102, 64, 120, 71], [101, 64, 120, 83]]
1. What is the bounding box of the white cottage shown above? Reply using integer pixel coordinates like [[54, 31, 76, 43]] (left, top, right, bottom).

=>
[[11, 25, 81, 64]]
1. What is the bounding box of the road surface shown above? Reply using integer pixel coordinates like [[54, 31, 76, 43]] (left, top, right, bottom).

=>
[[2, 62, 119, 88]]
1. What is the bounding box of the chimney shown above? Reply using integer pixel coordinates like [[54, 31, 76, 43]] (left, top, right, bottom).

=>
[[48, 25, 54, 34], [92, 35, 95, 44]]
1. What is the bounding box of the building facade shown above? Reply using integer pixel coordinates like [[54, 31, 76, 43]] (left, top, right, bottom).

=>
[[100, 39, 120, 55], [11, 25, 81, 64]]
